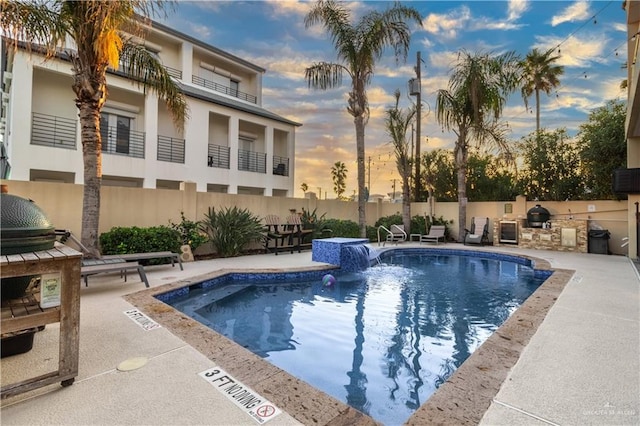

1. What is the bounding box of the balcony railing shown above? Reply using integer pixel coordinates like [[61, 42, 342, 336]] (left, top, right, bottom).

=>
[[272, 156, 289, 176], [157, 135, 185, 163], [238, 149, 266, 173], [208, 144, 230, 169], [31, 112, 77, 149], [192, 75, 257, 104], [164, 66, 182, 80], [100, 126, 145, 158]]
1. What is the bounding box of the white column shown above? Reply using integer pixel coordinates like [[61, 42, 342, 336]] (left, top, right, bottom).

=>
[[227, 116, 239, 194], [7, 53, 34, 181], [142, 95, 158, 188], [181, 42, 193, 85], [265, 125, 274, 195]]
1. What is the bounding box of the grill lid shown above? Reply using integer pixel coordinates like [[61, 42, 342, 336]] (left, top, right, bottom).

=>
[[0, 192, 56, 255]]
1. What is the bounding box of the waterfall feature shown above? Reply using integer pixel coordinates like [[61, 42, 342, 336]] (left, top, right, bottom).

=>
[[312, 238, 370, 272], [342, 244, 372, 272]]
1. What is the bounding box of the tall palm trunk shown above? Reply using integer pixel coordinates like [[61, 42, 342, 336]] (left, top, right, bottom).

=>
[[455, 132, 468, 242], [535, 88, 541, 133], [402, 172, 411, 233], [355, 115, 366, 238], [78, 103, 103, 258]]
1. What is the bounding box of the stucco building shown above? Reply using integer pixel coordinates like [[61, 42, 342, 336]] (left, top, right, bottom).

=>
[[0, 20, 300, 196]]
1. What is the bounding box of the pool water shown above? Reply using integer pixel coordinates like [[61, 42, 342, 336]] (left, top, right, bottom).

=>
[[167, 251, 546, 426]]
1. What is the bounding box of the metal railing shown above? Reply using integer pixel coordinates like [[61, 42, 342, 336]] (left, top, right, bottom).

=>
[[164, 66, 182, 80], [238, 149, 266, 173], [272, 156, 289, 176], [191, 75, 257, 104], [100, 126, 145, 158], [157, 135, 185, 163], [208, 144, 230, 169], [31, 112, 77, 149]]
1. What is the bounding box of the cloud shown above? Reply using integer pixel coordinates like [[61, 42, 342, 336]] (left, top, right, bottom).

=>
[[187, 23, 211, 40], [507, 0, 530, 21], [533, 34, 608, 67], [422, 6, 472, 40], [263, 0, 310, 18], [551, 0, 591, 27]]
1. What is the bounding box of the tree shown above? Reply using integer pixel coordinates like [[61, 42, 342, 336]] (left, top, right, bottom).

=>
[[520, 48, 564, 134], [304, 0, 421, 237], [435, 50, 520, 241], [517, 129, 583, 201], [1, 0, 188, 257], [466, 154, 518, 201], [421, 149, 457, 202], [385, 89, 416, 232], [300, 182, 308, 195], [331, 161, 348, 199], [577, 99, 626, 199]]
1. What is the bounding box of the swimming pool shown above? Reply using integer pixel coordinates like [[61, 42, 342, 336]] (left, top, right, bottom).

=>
[[160, 248, 550, 425]]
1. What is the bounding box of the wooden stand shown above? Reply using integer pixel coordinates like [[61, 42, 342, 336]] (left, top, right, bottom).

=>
[[1, 245, 82, 399]]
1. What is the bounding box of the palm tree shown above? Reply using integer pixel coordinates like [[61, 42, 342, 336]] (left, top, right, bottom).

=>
[[1, 1, 188, 257], [331, 161, 348, 200], [300, 182, 308, 195], [520, 48, 564, 133], [385, 89, 416, 232], [304, 0, 421, 237], [435, 50, 520, 241]]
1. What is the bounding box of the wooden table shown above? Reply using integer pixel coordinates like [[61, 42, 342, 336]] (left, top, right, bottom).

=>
[[1, 245, 82, 399]]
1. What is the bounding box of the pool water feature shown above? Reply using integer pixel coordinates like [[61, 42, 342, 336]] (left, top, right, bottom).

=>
[[164, 249, 548, 426]]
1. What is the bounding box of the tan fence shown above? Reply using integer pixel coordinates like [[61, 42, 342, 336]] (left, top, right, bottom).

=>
[[2, 180, 629, 256]]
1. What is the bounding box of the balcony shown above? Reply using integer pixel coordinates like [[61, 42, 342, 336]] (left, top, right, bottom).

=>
[[100, 126, 145, 158], [272, 156, 289, 176], [238, 149, 266, 173], [31, 112, 77, 149], [164, 66, 182, 80], [192, 75, 257, 104], [157, 135, 185, 163], [208, 144, 230, 169]]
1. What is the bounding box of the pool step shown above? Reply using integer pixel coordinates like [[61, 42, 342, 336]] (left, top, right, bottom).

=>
[[170, 284, 255, 314]]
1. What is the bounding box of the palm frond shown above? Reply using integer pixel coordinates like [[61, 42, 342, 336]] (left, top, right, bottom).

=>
[[0, 1, 68, 56], [305, 62, 346, 89]]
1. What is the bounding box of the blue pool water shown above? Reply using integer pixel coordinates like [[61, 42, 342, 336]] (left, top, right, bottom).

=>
[[164, 249, 548, 426]]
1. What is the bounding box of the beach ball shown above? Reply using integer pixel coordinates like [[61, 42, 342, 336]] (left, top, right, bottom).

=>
[[322, 274, 336, 287]]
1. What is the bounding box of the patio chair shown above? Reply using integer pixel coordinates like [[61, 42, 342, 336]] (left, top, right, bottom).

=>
[[264, 215, 294, 254], [384, 224, 407, 246], [464, 217, 490, 246], [420, 225, 446, 245]]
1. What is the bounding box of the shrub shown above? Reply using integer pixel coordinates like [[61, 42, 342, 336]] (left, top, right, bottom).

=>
[[200, 206, 264, 258], [99, 226, 182, 264], [323, 218, 360, 238], [300, 207, 330, 238], [169, 211, 208, 251]]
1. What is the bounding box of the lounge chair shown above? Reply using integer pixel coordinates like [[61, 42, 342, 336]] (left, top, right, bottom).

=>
[[420, 225, 446, 245], [383, 224, 407, 246], [55, 229, 182, 270], [464, 217, 490, 246], [80, 260, 149, 288]]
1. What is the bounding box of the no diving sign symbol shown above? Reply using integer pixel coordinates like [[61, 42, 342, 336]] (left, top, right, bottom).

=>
[[199, 366, 282, 424], [256, 403, 276, 418]]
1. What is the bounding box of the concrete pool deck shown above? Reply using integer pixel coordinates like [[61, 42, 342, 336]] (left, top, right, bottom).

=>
[[1, 243, 639, 425]]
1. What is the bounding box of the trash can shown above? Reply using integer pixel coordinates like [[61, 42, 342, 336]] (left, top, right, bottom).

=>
[[588, 229, 610, 254]]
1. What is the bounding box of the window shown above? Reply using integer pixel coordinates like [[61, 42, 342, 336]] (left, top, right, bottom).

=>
[[230, 79, 239, 97], [101, 112, 132, 154]]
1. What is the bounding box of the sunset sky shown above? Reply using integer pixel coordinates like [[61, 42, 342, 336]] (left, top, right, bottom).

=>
[[163, 0, 628, 199]]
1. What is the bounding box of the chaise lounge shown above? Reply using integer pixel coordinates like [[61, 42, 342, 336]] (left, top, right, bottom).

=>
[[464, 217, 490, 245], [420, 225, 446, 245]]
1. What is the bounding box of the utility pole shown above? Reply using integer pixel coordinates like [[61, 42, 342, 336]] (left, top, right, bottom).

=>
[[414, 51, 422, 202], [367, 156, 371, 193]]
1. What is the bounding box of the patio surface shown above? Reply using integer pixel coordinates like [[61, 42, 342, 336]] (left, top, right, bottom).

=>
[[1, 242, 638, 425]]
